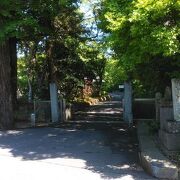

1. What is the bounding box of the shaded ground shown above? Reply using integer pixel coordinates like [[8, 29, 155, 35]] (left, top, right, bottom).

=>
[[72, 101, 123, 122], [0, 96, 155, 180]]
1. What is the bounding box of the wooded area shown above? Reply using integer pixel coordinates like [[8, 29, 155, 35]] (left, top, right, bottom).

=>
[[0, 0, 179, 129]]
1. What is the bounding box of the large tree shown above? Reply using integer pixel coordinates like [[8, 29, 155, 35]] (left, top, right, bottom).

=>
[[0, 0, 83, 128], [0, 39, 13, 129], [17, 0, 85, 100], [0, 0, 22, 128], [99, 0, 179, 62], [98, 0, 180, 95]]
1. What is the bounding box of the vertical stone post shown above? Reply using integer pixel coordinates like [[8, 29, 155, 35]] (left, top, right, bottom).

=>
[[172, 79, 180, 121], [59, 98, 66, 122], [62, 99, 66, 121], [155, 92, 162, 121], [123, 81, 133, 124], [59, 99, 62, 122], [50, 83, 59, 123]]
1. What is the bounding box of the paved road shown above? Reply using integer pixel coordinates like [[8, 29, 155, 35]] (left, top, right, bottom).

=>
[[0, 99, 155, 180]]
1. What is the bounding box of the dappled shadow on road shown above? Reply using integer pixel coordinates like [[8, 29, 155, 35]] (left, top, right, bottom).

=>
[[73, 101, 124, 122], [0, 126, 154, 179], [0, 98, 154, 179]]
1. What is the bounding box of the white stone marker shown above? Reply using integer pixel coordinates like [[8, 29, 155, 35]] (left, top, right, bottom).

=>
[[50, 83, 60, 123], [172, 79, 180, 121], [123, 81, 133, 124]]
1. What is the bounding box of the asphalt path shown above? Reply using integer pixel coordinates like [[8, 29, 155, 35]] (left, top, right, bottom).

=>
[[0, 97, 155, 180]]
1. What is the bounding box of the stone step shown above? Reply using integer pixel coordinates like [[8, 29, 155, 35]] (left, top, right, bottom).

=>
[[137, 122, 179, 179]]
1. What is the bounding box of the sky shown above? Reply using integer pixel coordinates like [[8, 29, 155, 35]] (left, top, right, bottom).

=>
[[79, 0, 104, 40]]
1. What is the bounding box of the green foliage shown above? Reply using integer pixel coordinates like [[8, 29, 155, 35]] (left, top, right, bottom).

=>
[[0, 0, 20, 40], [17, 57, 28, 95], [132, 80, 148, 98], [17, 55, 49, 99], [14, 0, 86, 101], [147, 121, 160, 135], [78, 41, 107, 95], [98, 0, 180, 96], [5, 0, 180, 101], [133, 55, 180, 96], [103, 59, 127, 91], [99, 0, 179, 63], [79, 41, 106, 76]]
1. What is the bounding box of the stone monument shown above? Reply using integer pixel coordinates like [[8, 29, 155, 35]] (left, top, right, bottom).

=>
[[164, 86, 172, 103], [159, 79, 180, 154], [172, 79, 180, 121]]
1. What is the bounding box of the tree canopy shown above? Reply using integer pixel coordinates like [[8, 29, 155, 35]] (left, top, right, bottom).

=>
[[99, 0, 179, 61], [98, 0, 180, 95]]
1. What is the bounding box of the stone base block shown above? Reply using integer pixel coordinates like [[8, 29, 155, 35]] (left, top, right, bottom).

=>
[[159, 106, 173, 130], [159, 129, 180, 151], [139, 152, 178, 180], [138, 123, 179, 180], [165, 120, 180, 133]]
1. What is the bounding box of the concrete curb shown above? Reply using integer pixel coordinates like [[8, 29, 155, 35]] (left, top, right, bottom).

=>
[[137, 122, 179, 179]]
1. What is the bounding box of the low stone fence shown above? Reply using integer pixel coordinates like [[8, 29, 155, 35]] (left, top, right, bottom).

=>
[[133, 98, 156, 120], [31, 99, 72, 125], [14, 101, 34, 122]]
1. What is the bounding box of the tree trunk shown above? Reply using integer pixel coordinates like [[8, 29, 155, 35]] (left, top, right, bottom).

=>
[[46, 40, 55, 83], [0, 40, 13, 129], [9, 37, 17, 109]]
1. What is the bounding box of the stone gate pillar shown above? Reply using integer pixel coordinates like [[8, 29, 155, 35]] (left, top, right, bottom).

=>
[[50, 83, 60, 123], [123, 81, 133, 125]]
